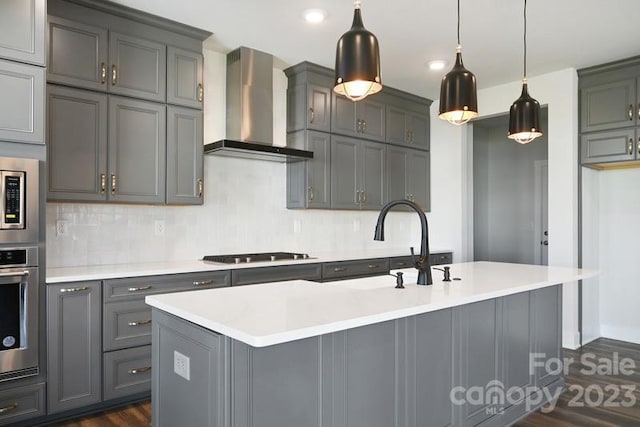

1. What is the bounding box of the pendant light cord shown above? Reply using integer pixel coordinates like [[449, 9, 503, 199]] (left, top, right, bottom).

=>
[[457, 0, 461, 46], [523, 0, 527, 79]]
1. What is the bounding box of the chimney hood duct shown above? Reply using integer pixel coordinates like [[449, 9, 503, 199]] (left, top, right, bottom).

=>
[[204, 47, 313, 162]]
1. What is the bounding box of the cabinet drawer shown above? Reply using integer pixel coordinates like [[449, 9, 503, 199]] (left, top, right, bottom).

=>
[[322, 258, 389, 280], [430, 252, 452, 265], [231, 263, 322, 286], [0, 382, 45, 426], [103, 345, 151, 401], [104, 270, 230, 302], [104, 299, 152, 351], [389, 256, 413, 269]]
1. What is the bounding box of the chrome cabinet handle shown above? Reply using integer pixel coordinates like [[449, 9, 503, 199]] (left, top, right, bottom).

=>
[[128, 319, 151, 327], [637, 137, 640, 155], [406, 130, 411, 142], [410, 131, 414, 143], [629, 104, 634, 121], [309, 107, 315, 124], [128, 366, 151, 375], [362, 120, 366, 133], [0, 403, 18, 415], [396, 262, 407, 267], [100, 173, 106, 195], [362, 191, 367, 203], [197, 178, 204, 198], [334, 267, 346, 272], [197, 83, 204, 102], [60, 286, 89, 293], [308, 186, 314, 202], [193, 279, 213, 286], [368, 264, 378, 269], [356, 190, 361, 204], [100, 63, 107, 84], [111, 174, 116, 195], [111, 64, 117, 85], [629, 138, 633, 155], [638, 104, 640, 121], [356, 119, 362, 133], [128, 285, 152, 292]]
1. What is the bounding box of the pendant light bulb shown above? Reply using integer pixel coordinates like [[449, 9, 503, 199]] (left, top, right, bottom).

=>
[[334, 0, 382, 102], [438, 0, 478, 125], [508, 0, 543, 144]]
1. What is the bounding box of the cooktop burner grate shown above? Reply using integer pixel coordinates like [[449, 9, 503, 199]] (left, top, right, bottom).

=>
[[202, 252, 310, 264]]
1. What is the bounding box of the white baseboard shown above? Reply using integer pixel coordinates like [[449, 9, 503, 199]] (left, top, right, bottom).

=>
[[581, 333, 601, 346], [600, 325, 640, 344], [562, 329, 581, 350]]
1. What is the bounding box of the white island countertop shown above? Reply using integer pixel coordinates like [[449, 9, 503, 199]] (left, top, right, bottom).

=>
[[145, 261, 596, 347]]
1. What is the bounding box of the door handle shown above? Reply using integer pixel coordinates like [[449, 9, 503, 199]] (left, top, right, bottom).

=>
[[111, 174, 117, 195], [356, 119, 362, 133], [100, 173, 106, 195], [100, 63, 107, 84], [362, 120, 366, 133], [197, 83, 204, 102], [128, 319, 151, 327], [197, 178, 204, 198], [541, 240, 548, 246], [193, 279, 213, 286], [628, 138, 633, 155], [128, 285, 152, 292], [111, 64, 117, 86], [309, 107, 315, 124], [128, 366, 151, 375], [629, 104, 634, 121], [637, 138, 639, 155], [60, 286, 89, 293], [333, 267, 346, 272], [308, 186, 314, 202], [0, 403, 18, 415]]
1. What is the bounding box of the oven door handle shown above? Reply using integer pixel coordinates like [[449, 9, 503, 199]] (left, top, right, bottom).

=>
[[0, 270, 29, 282]]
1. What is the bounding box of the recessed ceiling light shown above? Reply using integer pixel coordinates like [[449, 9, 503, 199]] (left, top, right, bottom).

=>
[[303, 8, 327, 24], [428, 60, 447, 71]]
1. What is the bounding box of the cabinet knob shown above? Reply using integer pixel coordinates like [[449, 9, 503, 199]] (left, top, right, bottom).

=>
[[197, 178, 204, 198], [111, 174, 117, 195], [197, 83, 204, 102], [100, 173, 106, 195], [111, 64, 117, 86], [100, 63, 107, 84], [309, 107, 315, 124]]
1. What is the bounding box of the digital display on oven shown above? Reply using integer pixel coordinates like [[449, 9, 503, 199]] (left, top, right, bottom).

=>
[[0, 250, 26, 266], [4, 175, 21, 224]]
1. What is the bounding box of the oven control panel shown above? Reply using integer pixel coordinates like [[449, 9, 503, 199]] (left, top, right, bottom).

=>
[[0, 171, 25, 230]]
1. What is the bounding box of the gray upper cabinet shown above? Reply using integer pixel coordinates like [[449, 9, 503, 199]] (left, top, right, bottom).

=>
[[109, 32, 166, 102], [284, 61, 333, 133], [286, 130, 331, 209], [47, 85, 108, 201], [386, 145, 430, 210], [580, 74, 637, 133], [47, 15, 108, 91], [332, 94, 386, 142], [0, 0, 46, 66], [331, 135, 385, 210], [0, 59, 45, 144], [108, 96, 166, 204], [386, 96, 430, 150], [166, 105, 203, 205], [47, 281, 102, 414], [167, 46, 203, 109], [580, 128, 637, 165]]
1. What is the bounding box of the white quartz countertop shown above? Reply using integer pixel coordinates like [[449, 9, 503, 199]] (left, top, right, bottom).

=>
[[45, 248, 451, 283], [145, 261, 596, 348]]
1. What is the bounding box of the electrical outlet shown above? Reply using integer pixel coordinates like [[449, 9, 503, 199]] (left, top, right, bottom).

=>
[[56, 220, 69, 237], [154, 220, 165, 236], [173, 350, 190, 381]]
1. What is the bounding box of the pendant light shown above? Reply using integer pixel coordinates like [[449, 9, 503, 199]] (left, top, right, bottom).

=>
[[334, 0, 382, 101], [508, 0, 543, 144], [438, 0, 478, 125]]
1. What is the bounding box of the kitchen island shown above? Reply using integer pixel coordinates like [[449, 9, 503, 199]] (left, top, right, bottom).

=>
[[146, 262, 594, 427]]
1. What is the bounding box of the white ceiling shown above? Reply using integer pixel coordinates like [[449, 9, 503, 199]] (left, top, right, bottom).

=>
[[112, 0, 640, 100]]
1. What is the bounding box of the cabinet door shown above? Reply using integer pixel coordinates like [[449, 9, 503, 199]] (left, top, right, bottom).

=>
[[47, 281, 102, 414], [0, 59, 44, 144], [108, 96, 166, 204], [47, 16, 108, 91], [331, 94, 358, 137], [580, 78, 636, 132], [307, 83, 331, 132], [360, 140, 385, 209], [0, 0, 45, 65], [166, 106, 203, 205], [167, 47, 203, 109], [47, 85, 108, 201], [533, 285, 562, 389], [386, 145, 409, 201], [386, 105, 408, 145], [331, 135, 359, 209], [409, 112, 430, 150], [109, 32, 166, 102], [407, 149, 430, 211], [306, 130, 331, 208], [580, 129, 636, 164], [358, 98, 385, 141]]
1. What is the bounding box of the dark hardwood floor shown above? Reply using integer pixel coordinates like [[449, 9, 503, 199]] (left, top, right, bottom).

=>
[[51, 338, 639, 427]]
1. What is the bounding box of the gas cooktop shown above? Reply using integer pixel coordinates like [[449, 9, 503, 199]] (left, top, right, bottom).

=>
[[202, 252, 311, 264]]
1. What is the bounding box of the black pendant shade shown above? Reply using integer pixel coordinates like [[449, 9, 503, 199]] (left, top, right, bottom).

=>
[[508, 81, 542, 144], [334, 5, 382, 101], [438, 47, 478, 125]]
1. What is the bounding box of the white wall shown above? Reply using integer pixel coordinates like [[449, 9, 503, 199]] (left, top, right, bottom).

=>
[[581, 167, 600, 344], [431, 68, 581, 349], [46, 48, 463, 267]]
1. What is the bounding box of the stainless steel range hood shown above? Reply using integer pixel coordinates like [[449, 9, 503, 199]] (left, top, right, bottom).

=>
[[204, 47, 313, 163]]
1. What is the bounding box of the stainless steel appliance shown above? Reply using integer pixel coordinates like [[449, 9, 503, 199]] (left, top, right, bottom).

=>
[[0, 157, 40, 382], [203, 252, 311, 264], [0, 246, 38, 381]]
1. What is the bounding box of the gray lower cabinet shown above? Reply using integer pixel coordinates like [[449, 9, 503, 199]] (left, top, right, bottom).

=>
[[47, 85, 108, 201], [322, 258, 389, 281], [0, 383, 46, 426], [286, 130, 331, 209], [0, 58, 44, 144], [390, 252, 453, 269], [332, 94, 385, 142], [103, 345, 152, 401], [108, 96, 166, 204], [533, 285, 563, 389], [103, 299, 152, 351], [47, 15, 108, 91], [166, 105, 204, 205], [331, 135, 385, 210], [167, 46, 203, 109], [47, 281, 102, 414], [580, 128, 637, 165], [386, 145, 430, 210], [0, 0, 46, 66]]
